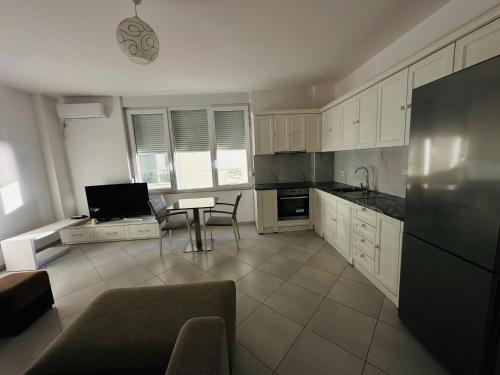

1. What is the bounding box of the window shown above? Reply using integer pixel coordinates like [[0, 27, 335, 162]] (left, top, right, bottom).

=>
[[213, 109, 249, 186], [127, 110, 172, 189], [170, 109, 213, 190], [126, 105, 250, 192]]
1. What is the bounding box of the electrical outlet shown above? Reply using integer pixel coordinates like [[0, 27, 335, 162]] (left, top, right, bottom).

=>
[[402, 169, 407, 176], [340, 169, 345, 177]]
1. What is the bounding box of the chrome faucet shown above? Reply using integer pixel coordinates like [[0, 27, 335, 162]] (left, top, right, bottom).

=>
[[354, 166, 370, 192]]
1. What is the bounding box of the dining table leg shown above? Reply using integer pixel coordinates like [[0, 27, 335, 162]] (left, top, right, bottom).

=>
[[191, 208, 212, 252]]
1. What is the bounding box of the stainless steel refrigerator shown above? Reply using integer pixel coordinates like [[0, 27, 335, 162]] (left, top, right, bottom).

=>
[[400, 54, 500, 374]]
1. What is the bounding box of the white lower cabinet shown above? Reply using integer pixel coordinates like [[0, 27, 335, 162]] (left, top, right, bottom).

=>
[[351, 201, 403, 305], [320, 191, 352, 263], [314, 189, 323, 236], [254, 189, 278, 233]]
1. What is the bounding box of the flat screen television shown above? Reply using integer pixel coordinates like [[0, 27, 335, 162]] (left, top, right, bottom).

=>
[[85, 183, 150, 220]]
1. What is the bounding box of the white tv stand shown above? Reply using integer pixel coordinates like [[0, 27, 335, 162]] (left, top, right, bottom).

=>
[[60, 216, 159, 245]]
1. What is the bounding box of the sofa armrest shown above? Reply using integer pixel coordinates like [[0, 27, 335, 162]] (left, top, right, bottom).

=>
[[166, 317, 229, 375]]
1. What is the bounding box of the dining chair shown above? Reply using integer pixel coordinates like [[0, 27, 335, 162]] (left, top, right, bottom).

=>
[[148, 196, 194, 254], [203, 192, 243, 250]]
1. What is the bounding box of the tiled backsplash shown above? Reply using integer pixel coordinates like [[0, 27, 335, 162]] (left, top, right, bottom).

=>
[[254, 153, 311, 184], [333, 146, 408, 197]]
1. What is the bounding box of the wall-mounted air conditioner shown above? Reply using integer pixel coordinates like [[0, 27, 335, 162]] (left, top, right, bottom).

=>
[[56, 103, 107, 120]]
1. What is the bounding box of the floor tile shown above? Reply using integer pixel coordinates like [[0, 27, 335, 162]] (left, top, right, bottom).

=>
[[307, 251, 348, 274], [143, 253, 186, 274], [236, 269, 283, 302], [189, 273, 220, 283], [368, 322, 448, 375], [189, 252, 232, 270], [134, 276, 165, 287], [44, 258, 95, 283], [288, 265, 338, 296], [265, 282, 322, 325], [319, 242, 344, 257], [158, 263, 204, 284], [308, 299, 377, 359], [237, 305, 302, 369], [277, 329, 364, 375], [363, 363, 389, 375], [328, 277, 384, 318], [60, 312, 80, 331], [55, 281, 109, 319], [232, 343, 273, 375], [235, 248, 274, 267], [258, 254, 302, 279], [293, 236, 326, 251], [341, 265, 373, 286], [209, 259, 254, 281], [96, 256, 139, 279], [87, 248, 130, 267], [280, 245, 316, 263], [378, 298, 406, 331], [236, 290, 260, 325], [51, 268, 102, 299], [105, 266, 154, 289], [253, 239, 288, 254]]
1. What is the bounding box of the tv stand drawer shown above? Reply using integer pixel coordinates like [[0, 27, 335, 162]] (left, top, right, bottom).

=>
[[94, 226, 125, 241], [60, 228, 94, 243], [127, 224, 158, 238]]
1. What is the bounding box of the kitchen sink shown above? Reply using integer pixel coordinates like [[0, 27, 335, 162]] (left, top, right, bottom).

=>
[[331, 186, 364, 193]]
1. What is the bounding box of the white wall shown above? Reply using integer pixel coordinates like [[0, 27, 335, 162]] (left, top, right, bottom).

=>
[[64, 96, 131, 214], [122, 92, 249, 108], [250, 87, 315, 111], [332, 0, 500, 98], [0, 84, 56, 266], [33, 94, 76, 219]]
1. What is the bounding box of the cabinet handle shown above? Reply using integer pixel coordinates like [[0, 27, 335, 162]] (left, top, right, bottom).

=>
[[106, 231, 118, 235], [360, 239, 365, 243], [375, 245, 380, 249], [400, 105, 406, 110], [137, 229, 149, 233], [361, 223, 366, 228], [406, 103, 412, 109], [360, 253, 365, 258], [361, 208, 366, 212], [71, 233, 83, 237]]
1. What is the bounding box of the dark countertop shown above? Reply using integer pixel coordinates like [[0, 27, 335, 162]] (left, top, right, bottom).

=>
[[254, 180, 405, 221]]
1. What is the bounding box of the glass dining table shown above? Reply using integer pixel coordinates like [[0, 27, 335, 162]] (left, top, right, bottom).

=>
[[168, 197, 218, 252]]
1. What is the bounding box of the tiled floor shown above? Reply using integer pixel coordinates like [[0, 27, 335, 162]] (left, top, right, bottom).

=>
[[0, 224, 449, 375]]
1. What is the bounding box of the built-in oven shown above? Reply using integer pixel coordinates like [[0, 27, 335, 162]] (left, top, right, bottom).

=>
[[277, 188, 309, 221]]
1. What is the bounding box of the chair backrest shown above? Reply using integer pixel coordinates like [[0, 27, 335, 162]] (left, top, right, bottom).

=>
[[232, 192, 243, 219], [148, 196, 168, 221]]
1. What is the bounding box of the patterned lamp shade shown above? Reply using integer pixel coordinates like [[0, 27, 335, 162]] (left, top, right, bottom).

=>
[[116, 16, 159, 64]]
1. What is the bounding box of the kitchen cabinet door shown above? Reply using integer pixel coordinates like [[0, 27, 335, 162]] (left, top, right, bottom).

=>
[[289, 114, 306, 151], [273, 115, 290, 152], [340, 96, 358, 150], [334, 198, 352, 263], [253, 115, 274, 155], [323, 195, 336, 245], [405, 44, 454, 144], [321, 106, 341, 151], [260, 190, 277, 231], [357, 86, 378, 150], [454, 18, 500, 72], [377, 69, 408, 148], [374, 213, 402, 296], [314, 189, 322, 236], [306, 114, 321, 152]]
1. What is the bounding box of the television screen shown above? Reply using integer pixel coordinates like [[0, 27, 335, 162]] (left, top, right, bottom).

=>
[[85, 183, 150, 220]]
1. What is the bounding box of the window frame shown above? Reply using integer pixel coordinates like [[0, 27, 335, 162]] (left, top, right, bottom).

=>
[[126, 105, 253, 194]]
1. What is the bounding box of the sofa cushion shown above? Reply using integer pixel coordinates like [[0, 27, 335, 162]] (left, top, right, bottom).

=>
[[27, 281, 236, 375], [0, 271, 52, 314]]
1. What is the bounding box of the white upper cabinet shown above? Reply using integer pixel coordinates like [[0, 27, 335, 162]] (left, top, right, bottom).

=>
[[253, 115, 274, 155], [357, 86, 378, 150], [340, 96, 358, 150], [289, 114, 306, 151], [377, 69, 408, 148], [454, 18, 500, 72], [305, 114, 321, 152], [273, 115, 290, 152], [374, 214, 402, 296], [405, 44, 455, 144], [321, 106, 341, 152]]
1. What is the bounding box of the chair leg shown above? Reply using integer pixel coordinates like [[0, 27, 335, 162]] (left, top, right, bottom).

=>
[[187, 223, 194, 252], [232, 220, 240, 251], [235, 218, 241, 239], [159, 231, 163, 255], [168, 230, 173, 243], [204, 225, 207, 250]]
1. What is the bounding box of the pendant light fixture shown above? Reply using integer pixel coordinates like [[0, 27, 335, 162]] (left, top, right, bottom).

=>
[[116, 0, 159, 64]]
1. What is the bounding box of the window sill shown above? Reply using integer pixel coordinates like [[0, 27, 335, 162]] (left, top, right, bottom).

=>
[[148, 184, 254, 195]]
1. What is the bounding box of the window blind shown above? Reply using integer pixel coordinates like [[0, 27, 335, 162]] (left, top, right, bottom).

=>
[[171, 109, 210, 152], [131, 114, 167, 154], [214, 110, 246, 150]]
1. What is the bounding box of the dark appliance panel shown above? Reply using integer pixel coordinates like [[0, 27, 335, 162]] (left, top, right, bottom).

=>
[[399, 233, 500, 375], [277, 188, 309, 221], [405, 55, 500, 272]]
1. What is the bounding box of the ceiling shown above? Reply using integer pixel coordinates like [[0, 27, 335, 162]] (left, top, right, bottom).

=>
[[0, 0, 449, 96]]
